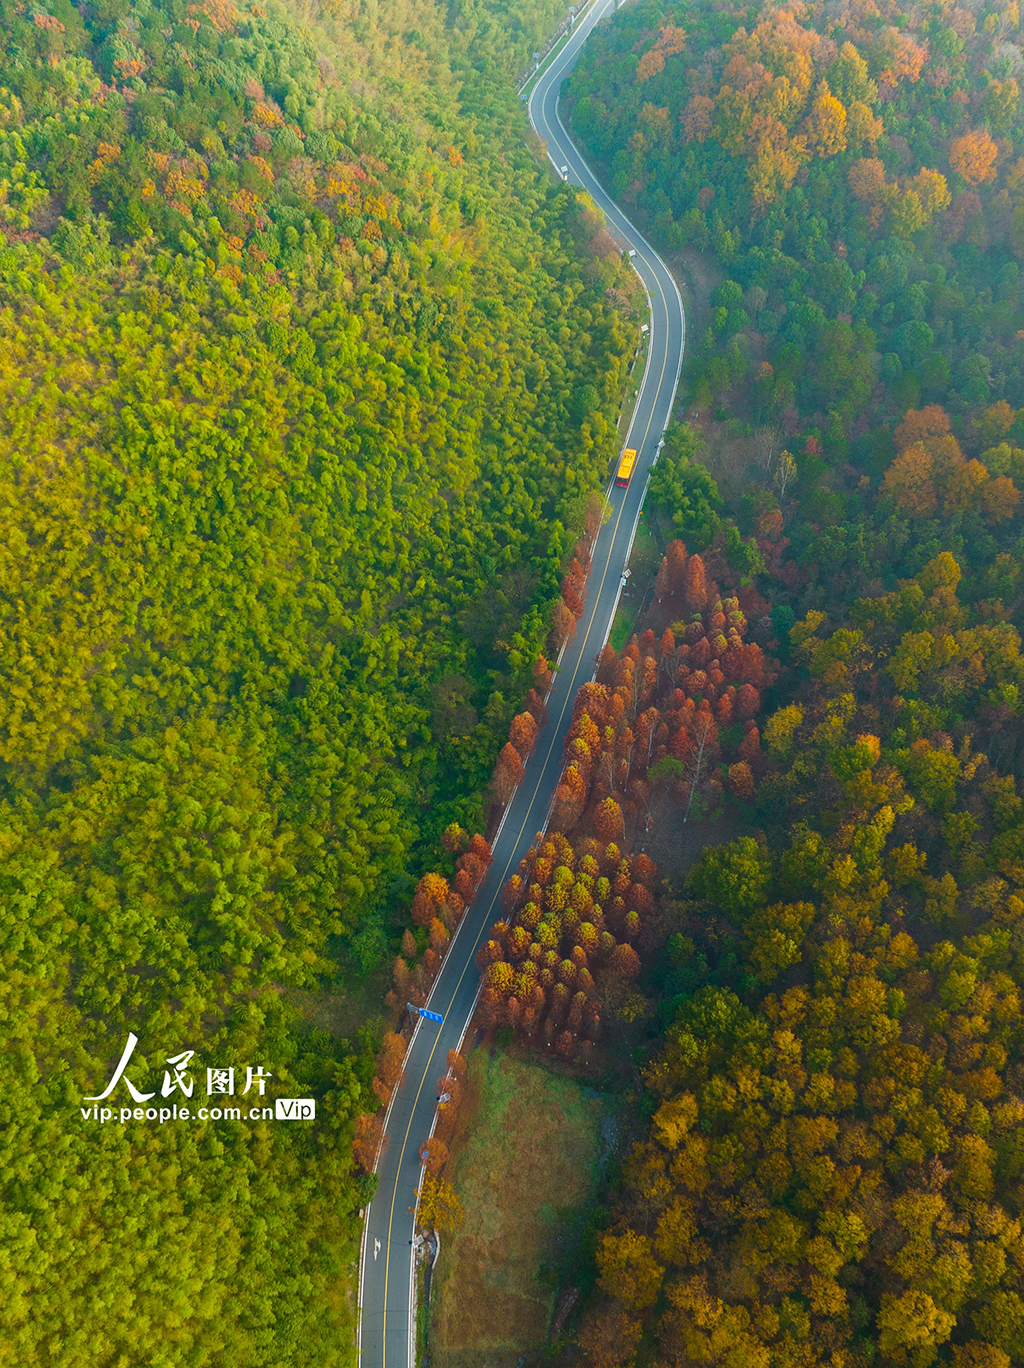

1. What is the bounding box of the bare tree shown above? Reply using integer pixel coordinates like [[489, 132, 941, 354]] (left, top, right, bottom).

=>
[[754, 424, 781, 475], [617, 728, 635, 790], [775, 451, 798, 502], [682, 713, 718, 823], [637, 707, 661, 770]]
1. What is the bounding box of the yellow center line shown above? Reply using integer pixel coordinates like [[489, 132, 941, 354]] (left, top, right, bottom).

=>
[[377, 98, 674, 1368]]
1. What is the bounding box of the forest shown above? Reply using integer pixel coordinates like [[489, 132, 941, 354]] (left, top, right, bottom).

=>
[[574, 541, 1024, 1368], [0, 0, 642, 1361], [550, 0, 1024, 1364]]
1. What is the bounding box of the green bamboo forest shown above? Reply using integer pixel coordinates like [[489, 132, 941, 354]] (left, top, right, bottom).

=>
[[0, 0, 640, 1360]]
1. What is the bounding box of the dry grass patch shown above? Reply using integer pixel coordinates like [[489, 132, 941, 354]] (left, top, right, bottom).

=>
[[429, 1050, 605, 1368]]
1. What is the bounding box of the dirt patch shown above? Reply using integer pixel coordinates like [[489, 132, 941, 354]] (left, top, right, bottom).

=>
[[642, 800, 747, 881], [429, 1052, 606, 1368]]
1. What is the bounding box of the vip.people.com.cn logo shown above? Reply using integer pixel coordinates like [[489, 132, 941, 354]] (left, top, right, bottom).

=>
[[79, 1032, 316, 1125]]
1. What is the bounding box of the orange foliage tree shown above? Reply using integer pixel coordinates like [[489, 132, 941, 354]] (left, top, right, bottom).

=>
[[895, 405, 951, 450], [882, 443, 939, 517], [419, 1137, 449, 1174], [883, 413, 1021, 524], [353, 1112, 385, 1171], [950, 129, 999, 185], [848, 156, 887, 205], [636, 23, 686, 82], [412, 872, 449, 926]]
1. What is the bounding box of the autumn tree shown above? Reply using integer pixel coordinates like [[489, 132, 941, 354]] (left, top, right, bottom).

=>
[[491, 742, 525, 805], [848, 157, 887, 227], [802, 80, 847, 158], [428, 917, 449, 955], [577, 1306, 643, 1368], [373, 1033, 407, 1102], [412, 872, 450, 927], [609, 941, 642, 980], [883, 442, 939, 517], [907, 167, 951, 217], [682, 94, 713, 142], [441, 822, 467, 853], [594, 797, 624, 840], [392, 956, 411, 997], [509, 711, 539, 758], [353, 1112, 385, 1171], [681, 711, 719, 821], [596, 1229, 664, 1308], [950, 129, 999, 185], [636, 23, 686, 82], [551, 597, 577, 650], [419, 1137, 448, 1174], [727, 760, 754, 798], [895, 405, 951, 450], [682, 554, 708, 612], [415, 1174, 463, 1235]]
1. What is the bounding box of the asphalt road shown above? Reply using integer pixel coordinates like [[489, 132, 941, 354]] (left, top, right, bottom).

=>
[[357, 4, 685, 1364]]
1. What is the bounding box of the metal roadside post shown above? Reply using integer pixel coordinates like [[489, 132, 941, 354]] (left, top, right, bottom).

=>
[[407, 1004, 444, 1025]]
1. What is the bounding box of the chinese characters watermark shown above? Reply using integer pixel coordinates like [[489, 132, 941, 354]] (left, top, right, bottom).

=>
[[79, 1033, 311, 1125]]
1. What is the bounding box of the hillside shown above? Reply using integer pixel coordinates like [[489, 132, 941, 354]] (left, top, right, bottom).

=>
[[560, 3, 1024, 1366], [0, 0, 641, 1362]]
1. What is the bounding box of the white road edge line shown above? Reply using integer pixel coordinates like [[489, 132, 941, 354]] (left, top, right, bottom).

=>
[[359, 0, 687, 1358]]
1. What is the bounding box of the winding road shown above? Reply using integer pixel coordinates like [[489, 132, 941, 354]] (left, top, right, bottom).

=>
[[357, 4, 685, 1363]]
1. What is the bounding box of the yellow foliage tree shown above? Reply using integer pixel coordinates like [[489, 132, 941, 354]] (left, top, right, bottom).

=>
[[803, 80, 847, 157], [982, 75, 1019, 132], [596, 1229, 665, 1308], [944, 457, 990, 514], [828, 42, 877, 105], [885, 184, 928, 238], [907, 166, 951, 216], [415, 1174, 463, 1235], [877, 1291, 955, 1358], [764, 704, 804, 756], [748, 136, 807, 211], [882, 443, 939, 517], [846, 99, 883, 150]]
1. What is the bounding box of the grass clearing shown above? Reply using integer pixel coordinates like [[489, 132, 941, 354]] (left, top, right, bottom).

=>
[[626, 512, 660, 579], [429, 1050, 607, 1368], [608, 607, 632, 653]]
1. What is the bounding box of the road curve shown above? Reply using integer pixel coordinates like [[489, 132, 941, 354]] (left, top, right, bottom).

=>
[[357, 6, 685, 1365]]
